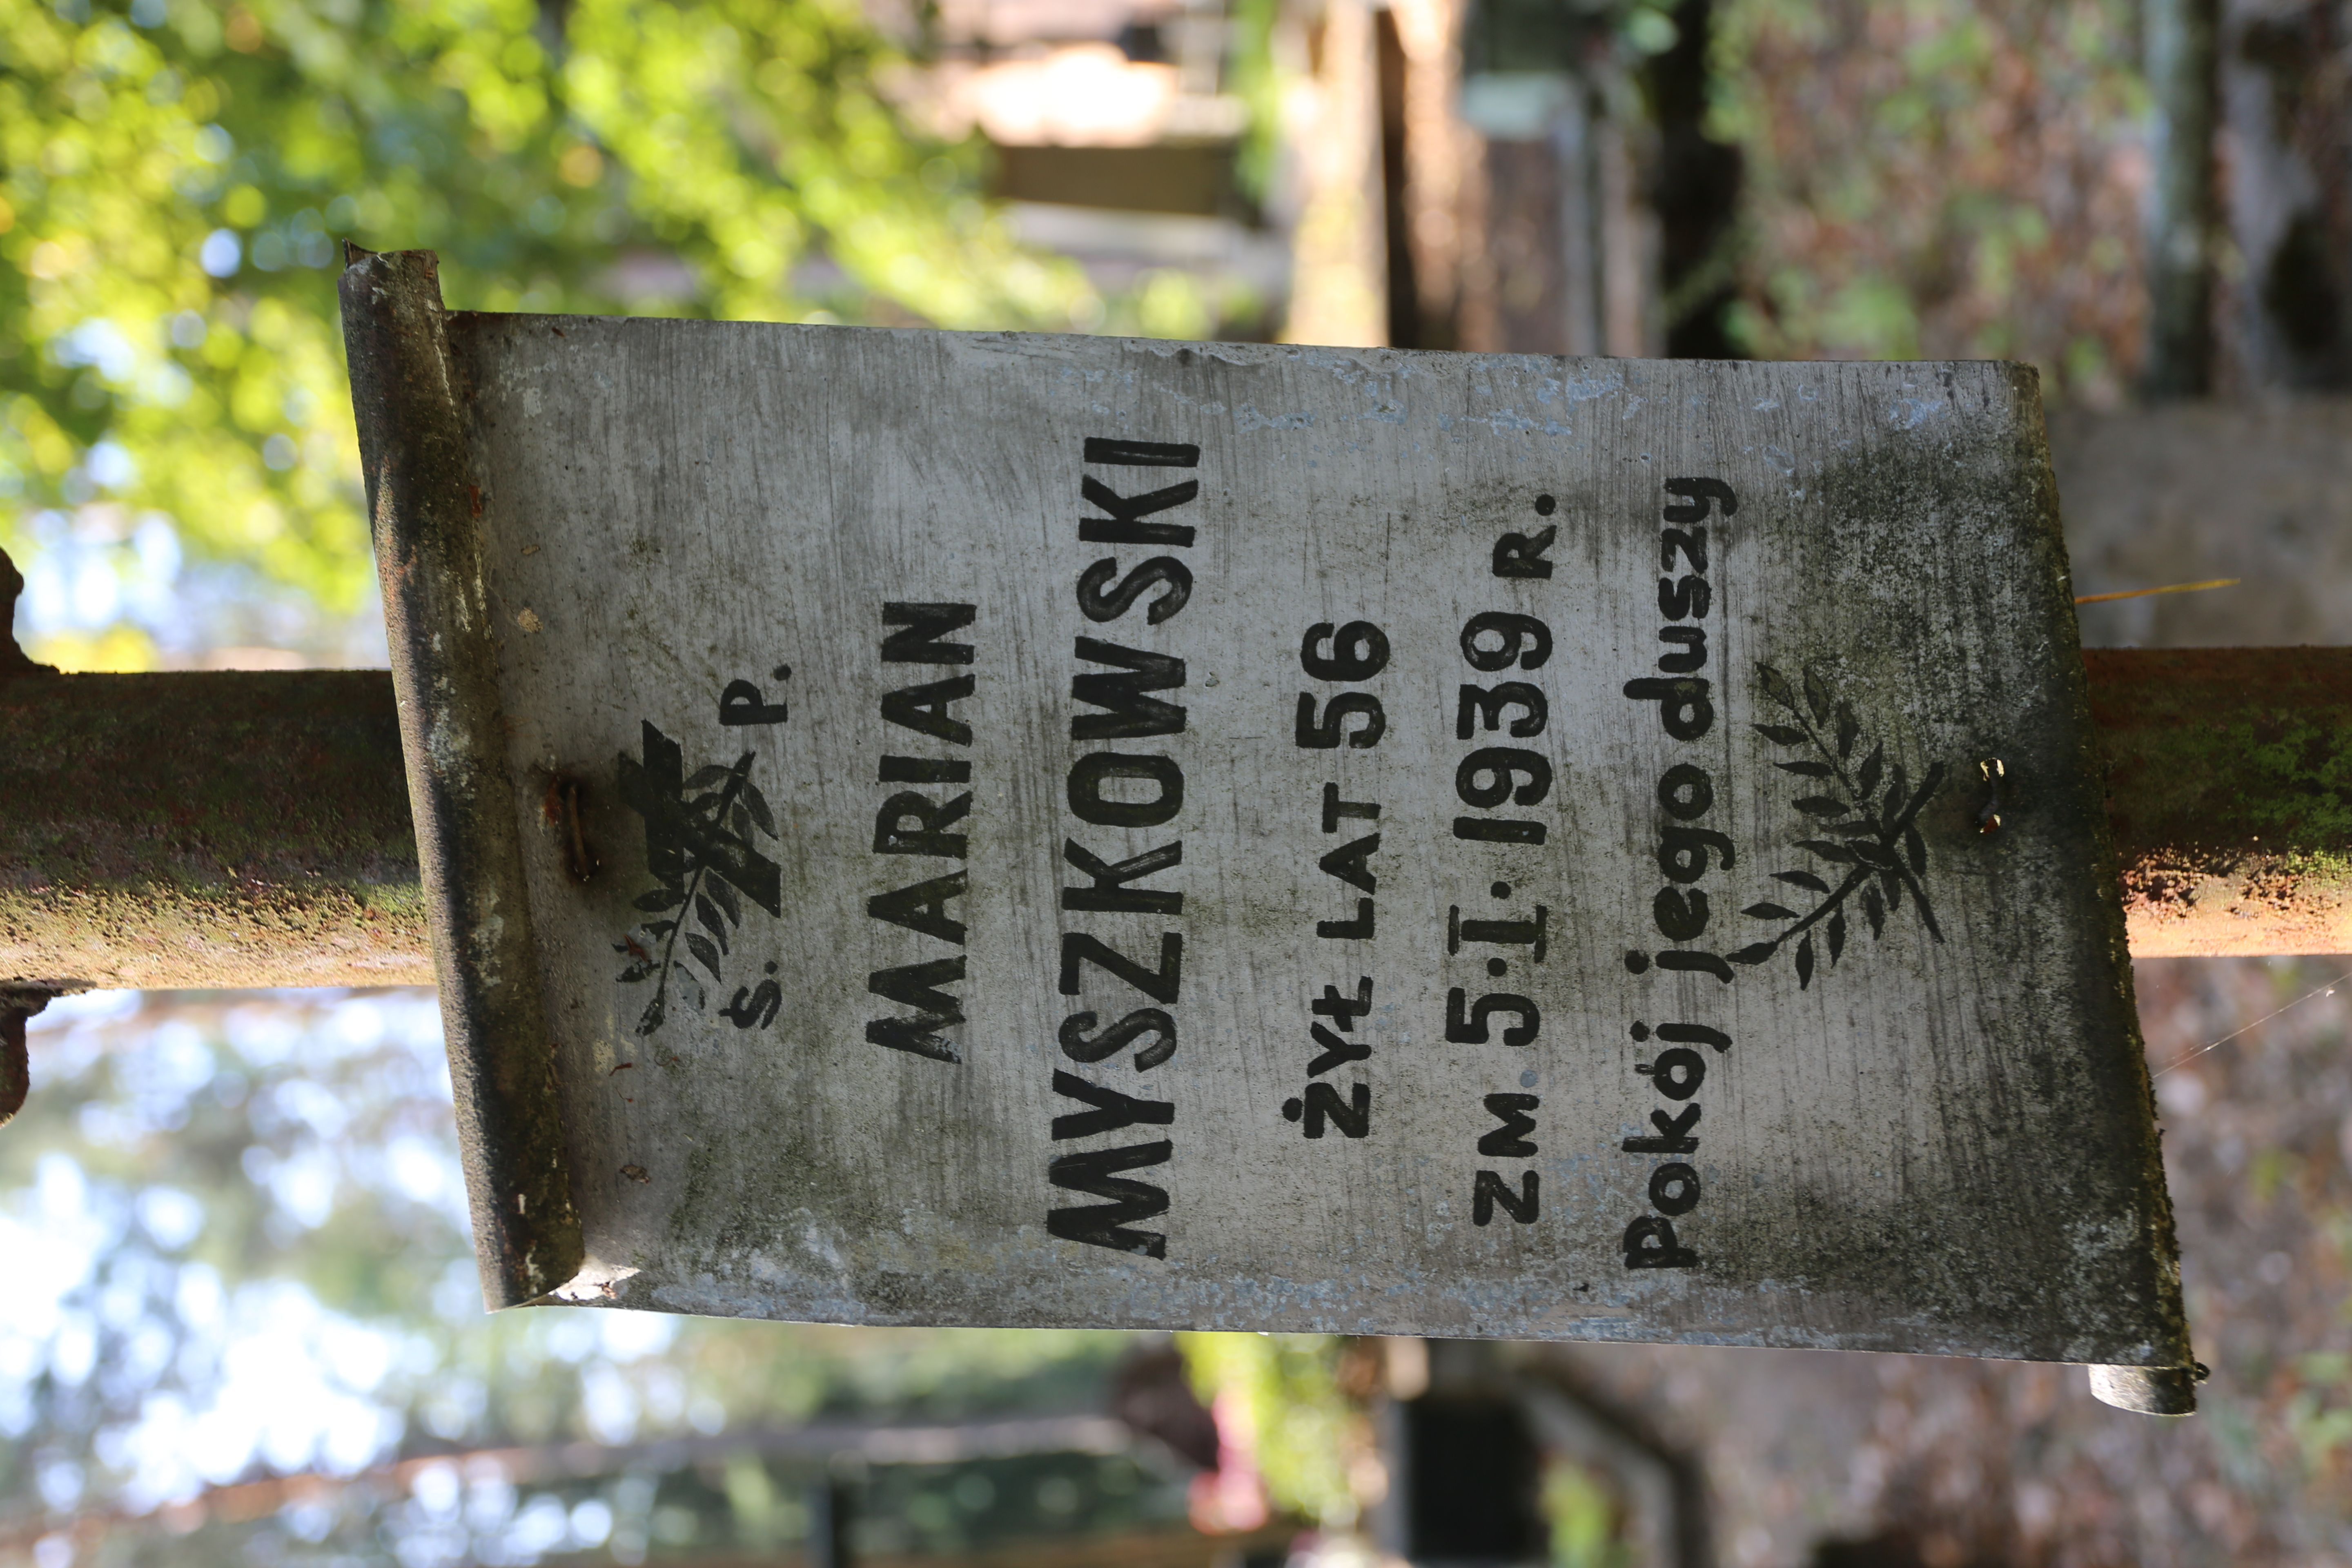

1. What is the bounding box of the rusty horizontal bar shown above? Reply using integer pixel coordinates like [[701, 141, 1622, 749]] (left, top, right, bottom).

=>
[[0, 669, 428, 990], [2087, 646, 2352, 957], [0, 649, 2345, 989]]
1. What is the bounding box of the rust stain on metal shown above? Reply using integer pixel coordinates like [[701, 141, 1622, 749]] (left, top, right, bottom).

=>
[[340, 243, 584, 1307], [1, 551, 58, 677], [2083, 646, 2352, 956], [0, 989, 52, 1129], [540, 775, 599, 884]]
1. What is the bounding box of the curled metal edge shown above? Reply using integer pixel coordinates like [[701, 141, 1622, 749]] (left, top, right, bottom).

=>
[[339, 245, 584, 1308], [2087, 1362, 2201, 1416]]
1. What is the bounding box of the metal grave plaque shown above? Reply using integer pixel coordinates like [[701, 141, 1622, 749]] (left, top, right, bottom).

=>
[[341, 249, 2188, 1387]]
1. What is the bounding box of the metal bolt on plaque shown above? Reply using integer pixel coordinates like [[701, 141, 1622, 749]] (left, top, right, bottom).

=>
[[336, 247, 2193, 1414]]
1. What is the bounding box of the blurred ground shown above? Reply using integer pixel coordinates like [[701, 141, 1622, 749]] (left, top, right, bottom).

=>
[[1537, 956, 2352, 1568]]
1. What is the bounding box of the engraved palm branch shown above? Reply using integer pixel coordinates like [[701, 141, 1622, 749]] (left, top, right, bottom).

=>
[[1730, 664, 1944, 989]]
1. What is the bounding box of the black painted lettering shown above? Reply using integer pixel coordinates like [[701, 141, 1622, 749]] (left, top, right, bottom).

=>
[[1050, 1069, 1175, 1140], [1652, 887, 1710, 942], [1648, 1047, 1707, 1100], [1084, 437, 1200, 468], [1316, 900, 1375, 940], [880, 755, 972, 784], [881, 675, 976, 745], [1072, 638, 1187, 739], [1657, 626, 1707, 673], [1623, 1215, 1698, 1267], [1457, 747, 1552, 809], [1660, 526, 1708, 574], [1493, 525, 1556, 579], [1461, 612, 1551, 671], [867, 871, 967, 944], [1062, 839, 1183, 914], [1655, 824, 1735, 882], [1078, 557, 1192, 624], [1658, 1022, 1732, 1053], [1452, 816, 1547, 844], [1321, 784, 1380, 833], [1477, 1094, 1540, 1157], [1622, 676, 1714, 741], [1295, 692, 1385, 748], [1622, 1103, 1700, 1153], [1653, 949, 1735, 982], [719, 675, 789, 726], [1473, 1170, 1539, 1225], [1648, 1162, 1701, 1216], [1299, 621, 1391, 681], [1317, 834, 1380, 894], [1059, 1008, 1177, 1069], [1306, 1023, 1371, 1075], [1312, 977, 1374, 1027], [1047, 1142, 1171, 1257], [873, 791, 971, 857], [1080, 476, 1199, 547], [1658, 575, 1711, 621], [1446, 989, 1540, 1047], [880, 602, 976, 664], [1457, 682, 1547, 739], [1067, 752, 1184, 827], [1656, 764, 1713, 820], [1285, 1081, 1370, 1138], [1662, 477, 1738, 523], [1060, 931, 1184, 1004], [865, 958, 964, 1062]]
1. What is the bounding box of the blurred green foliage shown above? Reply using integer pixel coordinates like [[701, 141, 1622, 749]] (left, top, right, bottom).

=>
[[1176, 1331, 1357, 1528], [1710, 0, 2149, 401], [0, 993, 1170, 1561], [0, 0, 1107, 664]]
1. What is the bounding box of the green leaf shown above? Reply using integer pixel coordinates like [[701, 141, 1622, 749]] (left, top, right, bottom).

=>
[[1826, 909, 1846, 963], [1773, 870, 1831, 893], [685, 764, 735, 791], [1795, 932, 1815, 987], [1757, 663, 1798, 711], [634, 887, 686, 912], [1744, 902, 1798, 920], [1754, 723, 1811, 747], [685, 931, 724, 978], [1775, 759, 1834, 777], [1730, 941, 1779, 964], [1794, 796, 1850, 817], [705, 875, 741, 925], [1797, 839, 1855, 863], [1835, 703, 1859, 759]]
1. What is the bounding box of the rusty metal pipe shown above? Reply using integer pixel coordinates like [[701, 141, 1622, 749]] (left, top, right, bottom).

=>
[[0, 669, 428, 990], [2, 650, 2347, 989], [2088, 646, 2352, 956]]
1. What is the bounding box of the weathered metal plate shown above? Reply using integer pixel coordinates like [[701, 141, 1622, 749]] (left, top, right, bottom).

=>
[[343, 251, 2187, 1369]]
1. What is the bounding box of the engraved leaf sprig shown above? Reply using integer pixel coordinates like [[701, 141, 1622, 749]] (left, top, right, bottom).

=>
[[1731, 663, 1944, 989], [615, 752, 779, 1036]]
